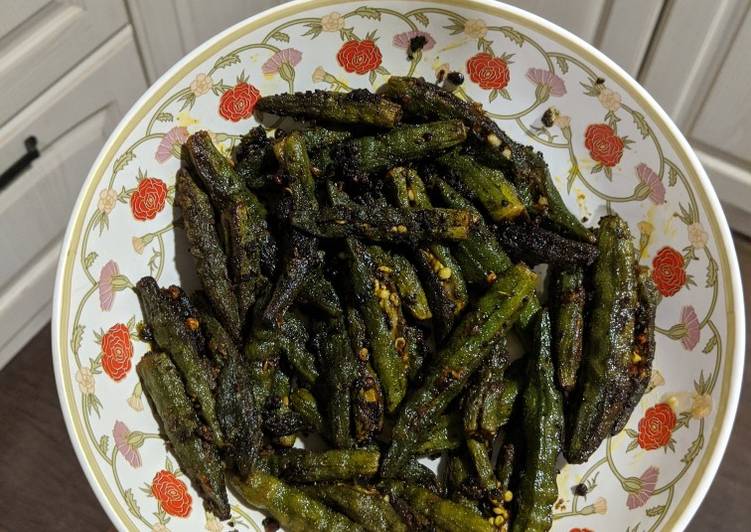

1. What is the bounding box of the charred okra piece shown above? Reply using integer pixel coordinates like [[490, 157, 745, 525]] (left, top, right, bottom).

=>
[[289, 387, 324, 433], [346, 307, 385, 444], [302, 483, 407, 532], [436, 150, 525, 221], [427, 175, 512, 285], [230, 471, 362, 532], [298, 273, 342, 317], [264, 448, 380, 482], [415, 413, 462, 456], [390, 167, 469, 339], [382, 264, 537, 477], [137, 352, 230, 519], [347, 239, 409, 413], [382, 481, 494, 532], [256, 89, 403, 128], [366, 245, 431, 321], [566, 214, 638, 463], [381, 76, 594, 242], [334, 121, 467, 181], [196, 304, 261, 477], [136, 277, 223, 446], [264, 369, 303, 447], [497, 221, 598, 267], [550, 267, 586, 392], [175, 170, 242, 339], [315, 316, 359, 448], [400, 460, 443, 495], [234, 125, 275, 189], [610, 267, 658, 434], [310, 203, 479, 243], [462, 340, 511, 443], [511, 310, 564, 532]]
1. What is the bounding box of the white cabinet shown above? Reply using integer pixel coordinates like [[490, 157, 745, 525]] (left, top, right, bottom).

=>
[[0, 3, 146, 368]]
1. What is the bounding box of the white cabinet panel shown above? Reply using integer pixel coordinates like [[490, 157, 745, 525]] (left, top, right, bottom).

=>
[[0, 27, 146, 292], [503, 0, 607, 43], [0, 0, 128, 126], [691, 7, 751, 164], [127, 0, 286, 83], [638, 0, 747, 128]]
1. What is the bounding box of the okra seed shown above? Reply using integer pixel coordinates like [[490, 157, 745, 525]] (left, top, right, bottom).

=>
[[438, 267, 452, 280], [185, 317, 200, 331], [503, 490, 513, 502], [394, 337, 407, 350]]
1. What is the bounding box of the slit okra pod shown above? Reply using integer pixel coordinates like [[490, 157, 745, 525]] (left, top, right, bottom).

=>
[[289, 388, 324, 433], [511, 310, 564, 532], [256, 88, 403, 128], [550, 267, 586, 392], [137, 352, 230, 519], [496, 221, 598, 268], [263, 448, 381, 482], [366, 245, 432, 321], [229, 471, 362, 532], [135, 277, 224, 446], [565, 214, 638, 464]]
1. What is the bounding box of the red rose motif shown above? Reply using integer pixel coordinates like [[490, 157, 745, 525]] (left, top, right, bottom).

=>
[[637, 403, 676, 450], [151, 470, 192, 518], [219, 82, 260, 121], [101, 323, 133, 381], [651, 246, 687, 297], [130, 178, 168, 221], [337, 39, 382, 75], [584, 123, 624, 167], [466, 53, 510, 90]]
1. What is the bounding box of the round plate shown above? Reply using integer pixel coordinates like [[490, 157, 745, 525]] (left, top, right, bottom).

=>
[[52, 0, 745, 530]]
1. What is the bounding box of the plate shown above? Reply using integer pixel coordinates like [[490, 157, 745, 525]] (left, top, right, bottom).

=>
[[52, 0, 745, 530]]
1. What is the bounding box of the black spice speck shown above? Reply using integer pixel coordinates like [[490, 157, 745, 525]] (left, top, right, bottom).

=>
[[408, 35, 428, 60], [574, 483, 589, 497], [446, 71, 464, 86]]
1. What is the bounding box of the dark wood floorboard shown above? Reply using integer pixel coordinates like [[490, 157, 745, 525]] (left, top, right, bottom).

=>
[[0, 235, 747, 531]]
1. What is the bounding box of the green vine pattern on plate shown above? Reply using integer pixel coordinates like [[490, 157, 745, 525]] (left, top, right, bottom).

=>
[[65, 4, 724, 530]]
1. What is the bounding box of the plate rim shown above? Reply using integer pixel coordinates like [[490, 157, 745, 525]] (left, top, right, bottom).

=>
[[51, 0, 745, 530]]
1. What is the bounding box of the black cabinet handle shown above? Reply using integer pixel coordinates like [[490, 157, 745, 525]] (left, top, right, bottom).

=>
[[0, 137, 40, 191]]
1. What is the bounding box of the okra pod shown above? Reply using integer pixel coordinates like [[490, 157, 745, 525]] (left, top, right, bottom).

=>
[[265, 369, 302, 447], [436, 150, 525, 221], [415, 413, 462, 456], [334, 120, 467, 181], [196, 303, 261, 477], [298, 273, 342, 317], [382, 264, 537, 477], [550, 267, 586, 392], [256, 89, 403, 127], [309, 204, 479, 243], [175, 170, 242, 340], [427, 174, 512, 285], [316, 316, 358, 448], [366, 245, 431, 321], [390, 167, 469, 339], [511, 310, 564, 532], [566, 214, 638, 463], [462, 341, 510, 443], [347, 307, 385, 444], [230, 471, 362, 532], [136, 277, 223, 446], [289, 388, 324, 433], [610, 266, 658, 434], [466, 438, 497, 491], [234, 125, 275, 189], [347, 239, 408, 413], [302, 483, 407, 532], [497, 221, 598, 267], [381, 76, 594, 242], [263, 448, 380, 482], [382, 480, 494, 532], [137, 352, 230, 519]]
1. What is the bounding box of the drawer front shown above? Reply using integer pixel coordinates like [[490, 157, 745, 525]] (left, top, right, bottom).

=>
[[0, 27, 147, 292], [0, 0, 128, 125]]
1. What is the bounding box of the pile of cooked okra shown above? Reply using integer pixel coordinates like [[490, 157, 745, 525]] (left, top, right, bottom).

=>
[[135, 76, 657, 532]]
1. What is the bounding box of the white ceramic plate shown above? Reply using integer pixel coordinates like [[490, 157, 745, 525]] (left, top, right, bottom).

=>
[[52, 1, 745, 530]]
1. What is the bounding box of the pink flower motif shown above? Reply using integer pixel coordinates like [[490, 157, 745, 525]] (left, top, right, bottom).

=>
[[262, 48, 303, 75], [626, 466, 659, 509], [98, 260, 119, 311], [525, 68, 566, 97], [155, 127, 189, 163], [113, 421, 142, 468], [392, 31, 436, 51], [636, 163, 666, 204], [680, 305, 701, 350]]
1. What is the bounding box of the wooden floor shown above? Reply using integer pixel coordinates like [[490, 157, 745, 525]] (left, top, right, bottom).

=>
[[0, 236, 748, 531]]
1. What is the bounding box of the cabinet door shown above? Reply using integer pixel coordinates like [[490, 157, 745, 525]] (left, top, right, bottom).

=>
[[638, 0, 751, 229], [127, 0, 285, 82], [0, 0, 128, 125], [0, 28, 147, 369]]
